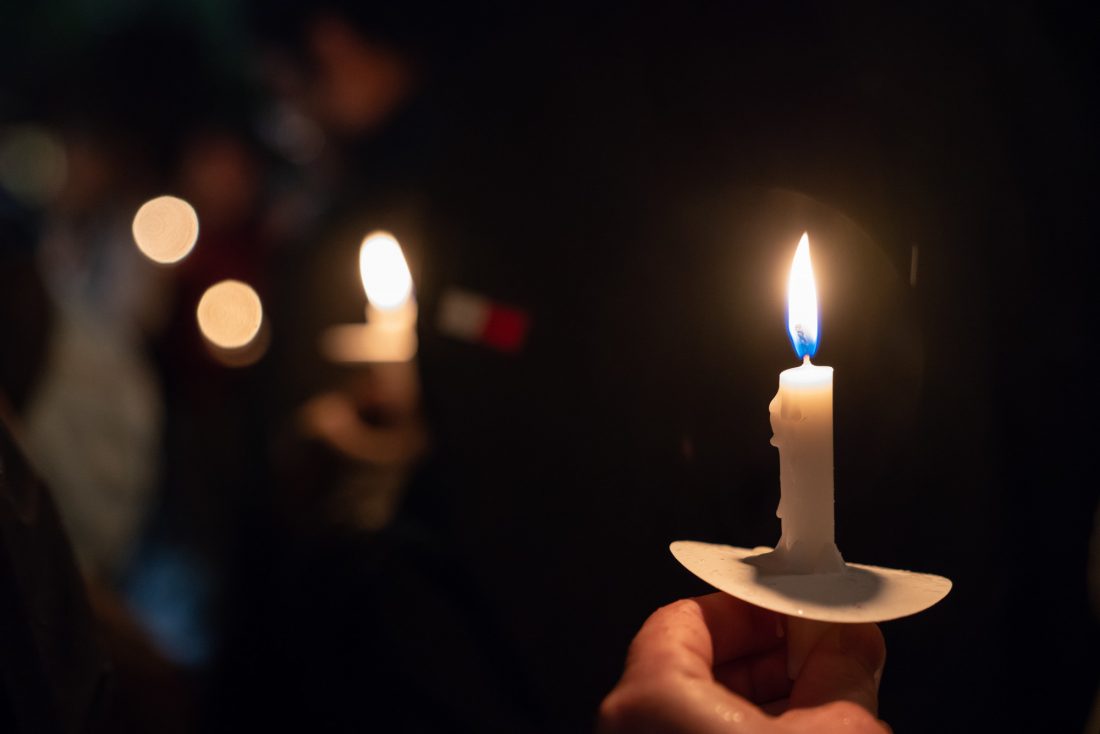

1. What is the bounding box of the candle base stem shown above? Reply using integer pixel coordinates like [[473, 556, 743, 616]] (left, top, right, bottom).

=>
[[786, 617, 833, 680], [748, 541, 845, 575]]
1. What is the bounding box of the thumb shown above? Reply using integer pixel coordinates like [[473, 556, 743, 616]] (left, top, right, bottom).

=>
[[788, 623, 885, 715]]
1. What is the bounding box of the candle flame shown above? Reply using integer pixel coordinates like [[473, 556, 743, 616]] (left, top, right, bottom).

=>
[[196, 280, 264, 350], [132, 195, 199, 264], [359, 231, 413, 310], [786, 232, 819, 359]]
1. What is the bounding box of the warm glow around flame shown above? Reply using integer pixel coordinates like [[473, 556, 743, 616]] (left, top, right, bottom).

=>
[[359, 231, 412, 310], [787, 232, 819, 359]]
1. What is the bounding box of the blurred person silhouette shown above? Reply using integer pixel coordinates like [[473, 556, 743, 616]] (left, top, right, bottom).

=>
[[0, 186, 53, 418], [21, 18, 240, 685], [0, 192, 110, 731], [254, 0, 435, 529], [21, 12, 217, 587], [25, 181, 163, 589], [9, 12, 272, 730], [0, 184, 192, 734]]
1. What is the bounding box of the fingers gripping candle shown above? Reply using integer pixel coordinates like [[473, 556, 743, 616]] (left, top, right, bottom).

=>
[[767, 233, 845, 574]]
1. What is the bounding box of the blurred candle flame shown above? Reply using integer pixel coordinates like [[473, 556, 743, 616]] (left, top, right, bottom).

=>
[[196, 280, 263, 350], [787, 232, 819, 359], [359, 231, 412, 310], [132, 195, 199, 264]]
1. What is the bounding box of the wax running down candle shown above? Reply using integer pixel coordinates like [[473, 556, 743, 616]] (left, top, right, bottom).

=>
[[769, 358, 844, 573]]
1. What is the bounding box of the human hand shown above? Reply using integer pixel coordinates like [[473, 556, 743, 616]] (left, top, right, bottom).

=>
[[298, 365, 425, 465], [599, 593, 888, 733]]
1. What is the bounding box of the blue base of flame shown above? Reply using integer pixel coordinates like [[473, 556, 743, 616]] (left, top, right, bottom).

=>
[[788, 314, 819, 360]]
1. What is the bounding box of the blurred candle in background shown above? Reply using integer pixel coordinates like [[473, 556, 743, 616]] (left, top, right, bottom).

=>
[[355, 230, 417, 364], [323, 230, 417, 363], [359, 230, 416, 343], [196, 279, 268, 367], [132, 195, 199, 264]]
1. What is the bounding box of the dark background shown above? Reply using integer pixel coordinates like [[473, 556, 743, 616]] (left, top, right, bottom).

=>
[[1, 2, 1097, 733]]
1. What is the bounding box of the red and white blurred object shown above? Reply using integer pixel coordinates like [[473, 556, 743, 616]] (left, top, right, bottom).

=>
[[322, 231, 417, 363], [436, 288, 529, 353]]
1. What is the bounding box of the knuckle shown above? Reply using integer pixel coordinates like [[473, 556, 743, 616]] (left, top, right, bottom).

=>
[[660, 598, 699, 618], [634, 598, 699, 642], [822, 701, 886, 732], [596, 691, 625, 732], [596, 687, 648, 733], [656, 598, 704, 629]]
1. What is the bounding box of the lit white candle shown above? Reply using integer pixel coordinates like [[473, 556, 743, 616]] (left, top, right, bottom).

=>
[[359, 230, 417, 352], [322, 231, 417, 363], [669, 230, 953, 681], [767, 233, 844, 574]]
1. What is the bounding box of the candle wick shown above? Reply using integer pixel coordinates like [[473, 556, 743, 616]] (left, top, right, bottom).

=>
[[802, 355, 812, 367]]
